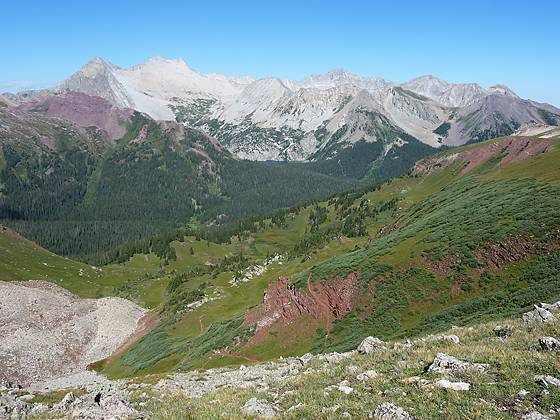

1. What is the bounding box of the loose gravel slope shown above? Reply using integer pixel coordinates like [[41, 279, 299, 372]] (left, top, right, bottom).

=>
[[0, 280, 146, 387]]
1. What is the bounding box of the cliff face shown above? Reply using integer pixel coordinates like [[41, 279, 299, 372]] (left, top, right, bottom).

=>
[[244, 274, 358, 332]]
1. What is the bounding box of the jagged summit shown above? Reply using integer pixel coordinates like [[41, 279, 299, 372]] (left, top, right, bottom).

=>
[[9, 55, 560, 161]]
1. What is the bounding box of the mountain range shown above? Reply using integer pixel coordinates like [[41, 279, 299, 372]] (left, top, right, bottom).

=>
[[5, 56, 560, 162]]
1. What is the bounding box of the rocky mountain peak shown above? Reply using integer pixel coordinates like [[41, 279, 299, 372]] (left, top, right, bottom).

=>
[[488, 84, 519, 97]]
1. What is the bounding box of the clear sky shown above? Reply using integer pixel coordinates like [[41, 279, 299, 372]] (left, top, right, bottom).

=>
[[2, 0, 559, 105]]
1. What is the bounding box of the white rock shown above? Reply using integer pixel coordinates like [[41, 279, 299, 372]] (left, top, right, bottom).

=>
[[357, 337, 386, 354], [241, 398, 277, 418], [535, 375, 560, 388], [357, 370, 379, 381], [518, 389, 529, 398], [372, 402, 415, 419], [418, 334, 460, 345], [338, 385, 354, 395], [522, 411, 553, 420], [435, 379, 470, 391], [322, 404, 341, 413], [286, 402, 304, 413], [523, 305, 556, 325], [427, 353, 489, 373], [299, 353, 314, 364], [539, 336, 560, 352]]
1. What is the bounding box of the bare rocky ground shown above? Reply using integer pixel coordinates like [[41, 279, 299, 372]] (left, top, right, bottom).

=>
[[0, 280, 146, 388], [1, 300, 560, 419]]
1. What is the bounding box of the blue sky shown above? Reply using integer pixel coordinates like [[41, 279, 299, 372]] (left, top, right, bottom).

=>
[[2, 0, 559, 105]]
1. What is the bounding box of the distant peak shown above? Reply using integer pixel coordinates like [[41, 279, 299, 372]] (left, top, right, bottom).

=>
[[407, 74, 449, 85], [77, 57, 117, 76], [144, 56, 190, 67], [327, 68, 352, 76], [488, 84, 518, 97]]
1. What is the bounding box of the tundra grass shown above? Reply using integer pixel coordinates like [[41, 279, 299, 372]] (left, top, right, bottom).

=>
[[146, 316, 560, 419]]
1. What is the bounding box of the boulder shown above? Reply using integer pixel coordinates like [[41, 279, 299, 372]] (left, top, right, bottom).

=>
[[54, 391, 76, 410], [393, 341, 414, 350], [242, 398, 277, 418], [299, 353, 314, 364], [435, 379, 470, 391], [338, 385, 354, 395], [357, 370, 379, 382], [286, 402, 304, 413], [372, 402, 415, 419], [358, 337, 386, 354], [346, 365, 360, 374], [517, 389, 529, 399], [427, 353, 489, 374], [523, 305, 556, 325], [539, 336, 560, 352], [493, 325, 513, 338], [0, 394, 31, 418]]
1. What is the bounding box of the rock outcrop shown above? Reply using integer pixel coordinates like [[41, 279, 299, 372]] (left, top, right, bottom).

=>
[[357, 336, 386, 354], [427, 353, 489, 374], [523, 304, 557, 325], [243, 274, 357, 332], [373, 402, 415, 419], [412, 137, 553, 177]]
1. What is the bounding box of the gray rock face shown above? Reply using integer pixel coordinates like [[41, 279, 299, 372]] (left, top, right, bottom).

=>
[[427, 353, 489, 374], [357, 337, 386, 354], [242, 398, 277, 418], [539, 336, 560, 352], [523, 305, 556, 325], [19, 56, 560, 162], [373, 402, 415, 420]]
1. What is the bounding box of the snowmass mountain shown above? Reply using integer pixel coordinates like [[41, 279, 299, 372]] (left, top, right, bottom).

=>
[[5, 56, 560, 162]]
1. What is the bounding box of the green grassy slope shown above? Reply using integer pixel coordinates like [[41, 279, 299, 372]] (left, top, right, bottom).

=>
[[96, 133, 560, 378], [0, 226, 166, 305]]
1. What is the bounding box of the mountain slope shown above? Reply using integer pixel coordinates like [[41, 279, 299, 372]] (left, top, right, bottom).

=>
[[91, 130, 560, 377], [0, 95, 359, 263]]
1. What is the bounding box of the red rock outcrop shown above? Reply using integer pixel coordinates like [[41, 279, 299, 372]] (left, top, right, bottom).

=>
[[475, 236, 559, 271], [244, 273, 358, 332], [412, 136, 552, 176]]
